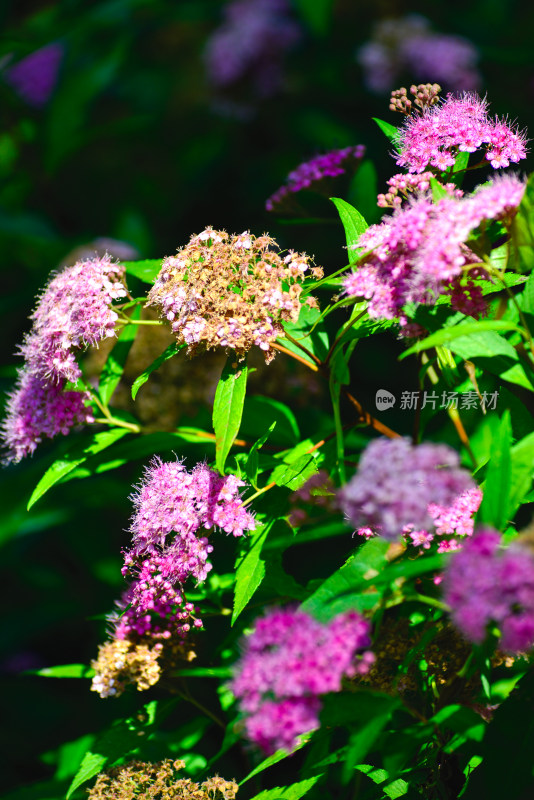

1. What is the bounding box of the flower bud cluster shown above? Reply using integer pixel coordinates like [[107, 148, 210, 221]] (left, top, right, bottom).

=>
[[443, 528, 534, 653], [266, 146, 366, 212], [148, 229, 322, 362], [377, 171, 462, 208], [389, 84, 441, 115], [2, 255, 127, 463], [339, 437, 476, 541], [88, 758, 238, 800], [231, 607, 374, 753]]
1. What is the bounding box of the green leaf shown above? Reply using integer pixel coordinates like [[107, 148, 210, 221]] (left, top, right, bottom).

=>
[[173, 667, 233, 679], [239, 734, 313, 784], [292, 0, 333, 34], [270, 453, 318, 491], [330, 197, 369, 257], [400, 320, 523, 359], [347, 160, 379, 225], [479, 411, 512, 528], [321, 692, 401, 782], [232, 521, 272, 624], [250, 776, 321, 800], [451, 150, 471, 187], [519, 271, 534, 314], [430, 177, 450, 202], [509, 432, 534, 515], [282, 304, 329, 362], [29, 664, 94, 679], [27, 428, 130, 510], [241, 396, 299, 446], [66, 700, 175, 798], [262, 549, 307, 601], [245, 422, 277, 489], [122, 259, 162, 283], [510, 173, 534, 271], [213, 355, 248, 474], [433, 329, 533, 391], [372, 118, 399, 144], [98, 306, 140, 405], [131, 342, 185, 400], [54, 430, 216, 484], [302, 539, 389, 621], [461, 668, 534, 800]]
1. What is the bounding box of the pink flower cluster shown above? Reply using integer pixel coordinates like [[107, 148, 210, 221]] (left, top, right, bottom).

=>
[[343, 174, 526, 322], [111, 572, 199, 642], [443, 529, 534, 653], [396, 93, 527, 173], [204, 0, 300, 97], [339, 437, 475, 541], [4, 42, 63, 107], [2, 256, 127, 463], [357, 487, 482, 554], [231, 607, 374, 753], [357, 15, 480, 94], [266, 146, 366, 212], [115, 458, 256, 640]]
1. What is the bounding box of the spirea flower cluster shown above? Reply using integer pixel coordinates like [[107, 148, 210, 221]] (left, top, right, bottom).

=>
[[88, 759, 238, 800], [147, 228, 323, 362], [443, 529, 534, 653], [231, 607, 374, 753], [266, 146, 366, 212], [2, 255, 127, 463], [91, 459, 256, 698], [343, 174, 526, 322], [204, 0, 300, 97], [396, 93, 528, 173], [339, 437, 476, 541], [357, 487, 483, 554], [357, 15, 480, 94]]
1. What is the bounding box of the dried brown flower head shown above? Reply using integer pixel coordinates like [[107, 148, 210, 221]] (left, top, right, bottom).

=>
[[147, 227, 323, 362]]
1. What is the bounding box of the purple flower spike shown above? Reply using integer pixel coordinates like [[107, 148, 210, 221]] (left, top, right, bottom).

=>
[[4, 43, 63, 107], [266, 146, 366, 211]]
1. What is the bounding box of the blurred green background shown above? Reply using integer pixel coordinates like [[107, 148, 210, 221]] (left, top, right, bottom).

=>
[[1, 0, 533, 794]]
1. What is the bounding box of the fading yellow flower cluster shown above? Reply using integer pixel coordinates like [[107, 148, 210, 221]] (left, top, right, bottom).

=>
[[88, 759, 238, 800], [90, 637, 196, 698]]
